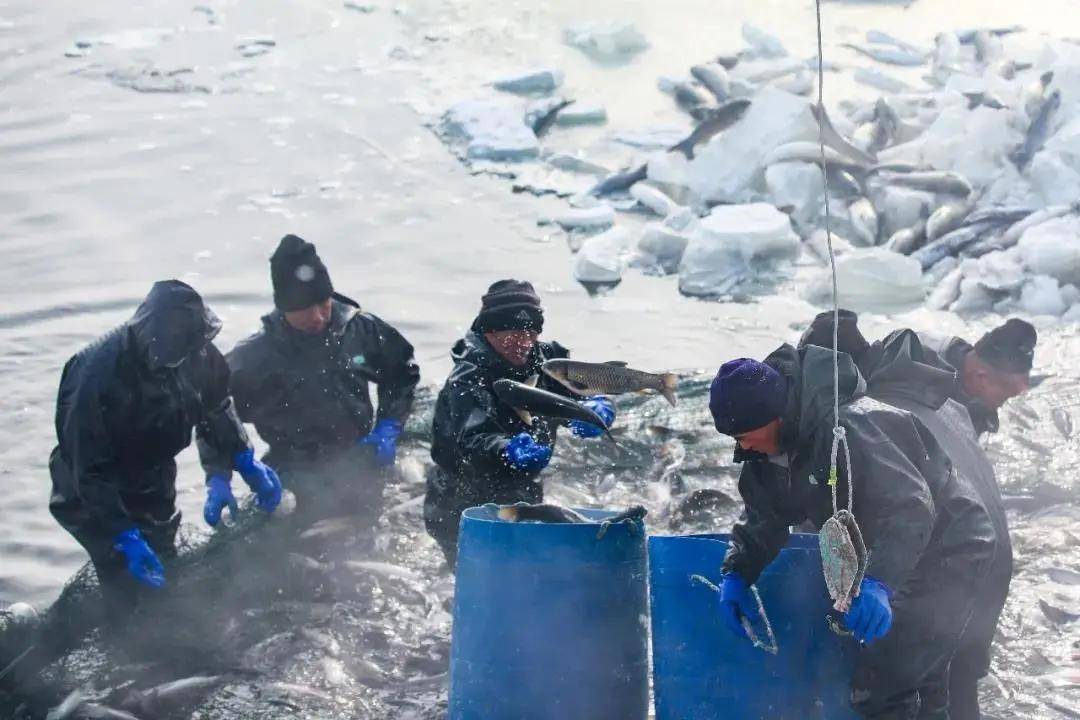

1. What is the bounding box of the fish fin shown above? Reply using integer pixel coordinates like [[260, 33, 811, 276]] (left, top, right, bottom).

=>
[[661, 373, 679, 407], [603, 360, 629, 366], [497, 507, 519, 522], [669, 139, 694, 160], [514, 408, 534, 426], [524, 374, 539, 387]]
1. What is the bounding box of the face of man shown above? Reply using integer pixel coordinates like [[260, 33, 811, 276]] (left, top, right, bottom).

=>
[[963, 353, 1030, 410], [734, 418, 783, 457], [484, 329, 539, 367], [284, 298, 333, 335]]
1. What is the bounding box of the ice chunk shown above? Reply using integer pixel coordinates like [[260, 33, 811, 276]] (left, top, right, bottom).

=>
[[1019, 275, 1067, 316], [1064, 303, 1080, 323], [806, 248, 925, 310], [493, 68, 564, 95], [965, 250, 1025, 293], [950, 277, 996, 313], [765, 162, 824, 230], [805, 229, 854, 265], [563, 21, 649, 62], [553, 204, 615, 231], [685, 87, 817, 205], [678, 203, 800, 296], [555, 104, 607, 126], [869, 185, 934, 239], [742, 23, 787, 59], [853, 68, 911, 94], [574, 227, 634, 283], [613, 126, 685, 151], [442, 99, 538, 162], [630, 182, 681, 217], [1018, 215, 1080, 285], [638, 223, 690, 274], [925, 255, 959, 286], [927, 266, 963, 310], [1029, 151, 1080, 206]]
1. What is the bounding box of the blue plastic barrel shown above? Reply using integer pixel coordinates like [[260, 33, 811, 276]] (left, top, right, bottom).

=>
[[449, 505, 649, 720], [649, 533, 860, 720]]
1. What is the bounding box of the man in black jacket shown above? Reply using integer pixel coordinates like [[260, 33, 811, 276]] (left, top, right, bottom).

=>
[[227, 235, 420, 519], [424, 280, 615, 567], [710, 345, 996, 719], [49, 280, 282, 621], [799, 313, 1036, 720]]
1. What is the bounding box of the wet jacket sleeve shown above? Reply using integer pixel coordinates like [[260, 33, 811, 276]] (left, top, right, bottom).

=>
[[54, 364, 132, 536], [434, 377, 519, 479], [195, 344, 251, 476], [350, 314, 420, 424], [846, 416, 937, 591], [721, 461, 795, 584]]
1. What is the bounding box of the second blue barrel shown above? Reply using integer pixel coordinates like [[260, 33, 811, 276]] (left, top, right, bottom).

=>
[[649, 533, 860, 720], [449, 505, 649, 720]]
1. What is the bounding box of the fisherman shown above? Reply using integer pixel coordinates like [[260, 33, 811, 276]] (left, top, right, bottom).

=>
[[48, 280, 282, 623], [800, 312, 1037, 437], [799, 312, 1036, 720], [424, 279, 616, 568], [710, 347, 996, 719], [227, 234, 420, 520]]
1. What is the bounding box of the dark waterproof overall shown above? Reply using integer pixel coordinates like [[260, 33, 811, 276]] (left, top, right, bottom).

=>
[[723, 345, 996, 719], [227, 296, 419, 520], [425, 332, 572, 567], [48, 281, 250, 618]]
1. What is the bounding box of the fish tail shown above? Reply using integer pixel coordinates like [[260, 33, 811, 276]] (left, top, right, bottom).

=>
[[669, 139, 694, 160], [497, 507, 519, 522], [660, 373, 679, 407]]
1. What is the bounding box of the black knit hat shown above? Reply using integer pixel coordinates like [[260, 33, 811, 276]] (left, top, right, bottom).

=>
[[973, 318, 1036, 375], [798, 309, 869, 358], [271, 234, 334, 312], [709, 358, 788, 437], [471, 279, 544, 333]]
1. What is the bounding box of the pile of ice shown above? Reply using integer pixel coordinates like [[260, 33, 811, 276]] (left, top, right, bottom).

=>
[[432, 20, 1080, 317]]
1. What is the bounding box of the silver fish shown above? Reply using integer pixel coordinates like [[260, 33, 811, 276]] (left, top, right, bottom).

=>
[[542, 358, 678, 406], [588, 165, 647, 197], [1002, 203, 1076, 246], [298, 516, 355, 540], [765, 142, 867, 176], [122, 676, 223, 716], [1039, 599, 1080, 625], [1052, 407, 1074, 440], [1048, 566, 1080, 585], [886, 219, 928, 255], [658, 78, 711, 113], [911, 222, 997, 269], [690, 63, 731, 103], [926, 199, 975, 241], [496, 503, 590, 524], [524, 97, 574, 137], [878, 170, 973, 196], [672, 99, 751, 159], [841, 42, 925, 67], [848, 197, 880, 246], [810, 103, 877, 165], [1012, 90, 1061, 169]]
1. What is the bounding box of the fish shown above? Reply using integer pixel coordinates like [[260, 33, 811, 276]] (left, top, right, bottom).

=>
[[926, 199, 975, 241], [298, 516, 355, 540], [524, 97, 574, 137], [690, 63, 731, 103], [865, 30, 923, 54], [965, 205, 1035, 227], [546, 153, 610, 176], [841, 42, 925, 66], [1048, 567, 1080, 585], [492, 378, 615, 441], [121, 675, 224, 716], [587, 165, 648, 197], [1012, 434, 1053, 457], [77, 705, 143, 720], [864, 98, 902, 155], [496, 503, 590, 523], [670, 99, 752, 159], [886, 219, 929, 255], [848, 197, 880, 246], [672, 488, 737, 524], [1039, 599, 1080, 625], [715, 55, 740, 70], [877, 170, 973, 196], [658, 77, 711, 113], [1052, 407, 1073, 440], [1012, 90, 1061, 169], [956, 25, 1024, 44], [764, 142, 867, 176], [1002, 204, 1076, 246], [542, 358, 678, 406], [963, 91, 1008, 110], [47, 690, 90, 720], [810, 103, 878, 165], [911, 222, 998, 270], [265, 682, 333, 703], [824, 167, 863, 199]]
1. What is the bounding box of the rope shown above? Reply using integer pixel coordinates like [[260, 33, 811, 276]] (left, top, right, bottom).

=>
[[691, 575, 778, 655]]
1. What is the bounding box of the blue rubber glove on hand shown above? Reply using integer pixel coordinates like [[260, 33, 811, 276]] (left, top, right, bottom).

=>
[[843, 576, 894, 645], [113, 528, 166, 589], [233, 449, 283, 514], [203, 474, 238, 527], [358, 418, 403, 467], [503, 432, 553, 472], [718, 572, 756, 639], [569, 396, 616, 438]]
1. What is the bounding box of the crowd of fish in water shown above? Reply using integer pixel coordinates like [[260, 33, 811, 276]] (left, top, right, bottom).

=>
[[0, 371, 1079, 719], [435, 20, 1080, 314]]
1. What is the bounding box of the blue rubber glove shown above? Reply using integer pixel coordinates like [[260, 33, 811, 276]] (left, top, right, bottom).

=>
[[113, 529, 166, 589], [203, 474, 238, 527], [503, 432, 553, 472], [718, 572, 756, 639], [569, 396, 616, 438], [843, 576, 893, 645], [233, 449, 283, 514], [358, 418, 403, 467]]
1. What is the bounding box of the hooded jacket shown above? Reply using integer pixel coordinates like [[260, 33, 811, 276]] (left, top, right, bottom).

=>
[[49, 280, 250, 538], [226, 296, 419, 462], [428, 331, 571, 502], [722, 344, 996, 594]]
